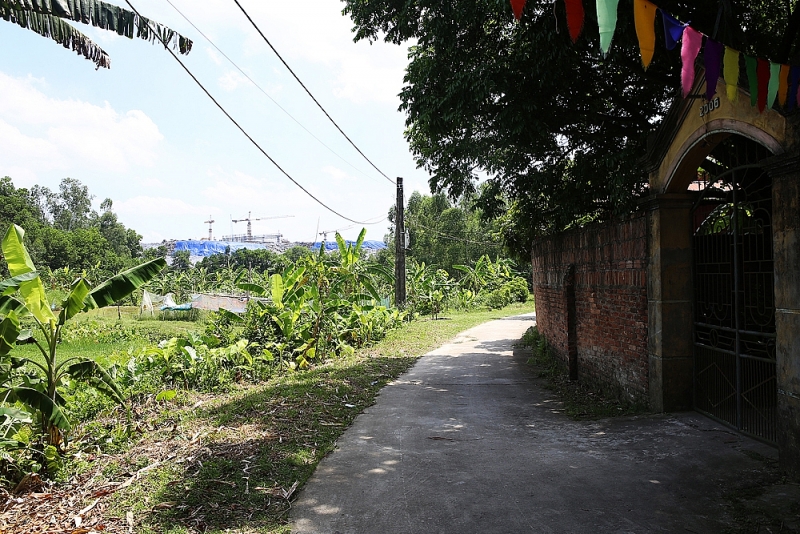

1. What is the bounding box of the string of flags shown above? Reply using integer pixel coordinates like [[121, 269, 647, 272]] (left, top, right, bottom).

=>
[[508, 0, 800, 113]]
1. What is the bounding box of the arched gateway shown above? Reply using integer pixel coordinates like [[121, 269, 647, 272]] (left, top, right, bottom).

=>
[[646, 73, 799, 469]]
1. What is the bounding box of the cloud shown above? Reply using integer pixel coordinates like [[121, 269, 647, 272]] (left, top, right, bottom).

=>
[[0, 72, 164, 181], [115, 196, 218, 217], [218, 70, 249, 91], [147, 0, 409, 104]]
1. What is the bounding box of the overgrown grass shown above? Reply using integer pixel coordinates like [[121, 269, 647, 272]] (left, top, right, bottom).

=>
[[106, 302, 535, 534], [12, 307, 206, 368], [519, 326, 649, 420]]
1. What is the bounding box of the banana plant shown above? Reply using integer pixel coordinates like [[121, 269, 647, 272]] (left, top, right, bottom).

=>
[[0, 225, 166, 447]]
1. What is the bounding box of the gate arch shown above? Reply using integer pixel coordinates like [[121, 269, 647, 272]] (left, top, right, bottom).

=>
[[645, 74, 800, 471]]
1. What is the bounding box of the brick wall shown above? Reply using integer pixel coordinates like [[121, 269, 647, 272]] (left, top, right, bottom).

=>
[[531, 214, 649, 403]]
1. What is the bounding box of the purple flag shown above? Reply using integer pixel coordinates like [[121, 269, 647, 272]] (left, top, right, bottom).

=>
[[704, 39, 724, 100], [661, 10, 685, 51], [789, 66, 800, 111]]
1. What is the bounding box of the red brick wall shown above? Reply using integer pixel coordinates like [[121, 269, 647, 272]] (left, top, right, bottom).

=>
[[531, 214, 649, 403]]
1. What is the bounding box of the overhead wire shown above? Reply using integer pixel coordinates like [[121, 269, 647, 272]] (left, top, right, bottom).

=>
[[163, 0, 381, 185], [231, 0, 397, 186], [124, 0, 383, 226]]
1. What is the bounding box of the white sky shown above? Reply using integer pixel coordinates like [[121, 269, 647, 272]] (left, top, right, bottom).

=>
[[0, 0, 430, 243]]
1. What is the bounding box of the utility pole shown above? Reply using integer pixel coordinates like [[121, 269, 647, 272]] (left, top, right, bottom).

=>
[[204, 216, 215, 241], [395, 176, 406, 307]]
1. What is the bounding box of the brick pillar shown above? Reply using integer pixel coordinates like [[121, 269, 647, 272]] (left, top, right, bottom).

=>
[[646, 193, 695, 412], [764, 153, 800, 478]]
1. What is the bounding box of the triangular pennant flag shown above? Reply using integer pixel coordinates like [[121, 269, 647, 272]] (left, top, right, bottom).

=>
[[779, 64, 790, 107], [634, 0, 657, 69], [768, 62, 781, 109], [704, 39, 723, 100], [597, 0, 621, 56], [745, 55, 758, 107], [661, 10, 685, 51], [510, 0, 527, 20], [756, 59, 770, 112], [789, 66, 800, 110], [681, 27, 703, 97], [723, 47, 740, 102], [565, 0, 585, 43]]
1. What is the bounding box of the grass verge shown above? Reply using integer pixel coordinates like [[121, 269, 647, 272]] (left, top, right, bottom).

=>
[[90, 302, 536, 534], [519, 326, 649, 420]]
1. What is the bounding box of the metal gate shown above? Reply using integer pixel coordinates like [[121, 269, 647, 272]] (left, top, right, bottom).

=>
[[691, 141, 777, 444]]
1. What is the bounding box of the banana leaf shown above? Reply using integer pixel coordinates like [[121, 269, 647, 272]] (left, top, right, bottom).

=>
[[270, 274, 284, 308], [3, 386, 71, 431], [1, 225, 55, 325], [237, 283, 266, 295], [218, 308, 244, 324], [0, 271, 39, 296], [0, 296, 26, 317], [0, 311, 20, 357], [65, 360, 125, 405], [84, 258, 165, 310], [59, 278, 90, 325], [0, 6, 111, 68], [1, 0, 193, 54]]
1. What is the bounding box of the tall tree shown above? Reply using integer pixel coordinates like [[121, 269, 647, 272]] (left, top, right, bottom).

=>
[[343, 0, 799, 256]]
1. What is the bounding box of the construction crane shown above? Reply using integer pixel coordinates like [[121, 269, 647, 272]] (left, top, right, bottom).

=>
[[204, 215, 215, 241], [231, 212, 294, 240], [318, 225, 356, 248]]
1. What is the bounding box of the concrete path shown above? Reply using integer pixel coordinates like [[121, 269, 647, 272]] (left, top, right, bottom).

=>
[[291, 314, 779, 533]]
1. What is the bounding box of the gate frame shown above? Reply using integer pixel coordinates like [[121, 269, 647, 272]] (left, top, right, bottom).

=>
[[645, 72, 800, 475]]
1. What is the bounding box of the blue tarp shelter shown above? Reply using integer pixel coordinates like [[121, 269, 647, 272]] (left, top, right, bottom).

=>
[[310, 240, 387, 251], [173, 240, 271, 258]]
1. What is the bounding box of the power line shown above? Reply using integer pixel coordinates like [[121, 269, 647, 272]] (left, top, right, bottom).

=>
[[163, 0, 381, 185], [232, 0, 396, 186], [124, 0, 381, 226]]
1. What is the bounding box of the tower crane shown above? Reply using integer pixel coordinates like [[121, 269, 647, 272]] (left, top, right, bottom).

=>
[[204, 215, 215, 241], [318, 225, 354, 245], [231, 212, 294, 240]]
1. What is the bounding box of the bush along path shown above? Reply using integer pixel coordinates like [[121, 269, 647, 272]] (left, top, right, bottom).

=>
[[0, 303, 535, 534]]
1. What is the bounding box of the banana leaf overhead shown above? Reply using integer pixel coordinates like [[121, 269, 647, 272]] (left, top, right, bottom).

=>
[[0, 0, 192, 69]]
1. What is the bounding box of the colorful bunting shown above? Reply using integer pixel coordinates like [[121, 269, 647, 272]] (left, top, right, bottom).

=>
[[704, 40, 723, 100], [541, 0, 800, 111], [723, 47, 740, 102], [565, 0, 585, 43], [768, 62, 781, 109], [510, 0, 526, 21], [681, 27, 703, 97], [745, 55, 758, 107], [597, 0, 620, 56], [779, 64, 790, 107], [634, 0, 657, 69], [661, 10, 685, 51]]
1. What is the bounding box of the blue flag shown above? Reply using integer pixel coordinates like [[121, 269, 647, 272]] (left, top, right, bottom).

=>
[[661, 10, 685, 51]]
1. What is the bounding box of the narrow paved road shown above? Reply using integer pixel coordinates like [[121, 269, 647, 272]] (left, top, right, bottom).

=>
[[292, 314, 778, 533]]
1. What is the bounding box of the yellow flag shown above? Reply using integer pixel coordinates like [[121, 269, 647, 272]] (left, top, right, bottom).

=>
[[723, 47, 740, 102], [634, 0, 657, 69]]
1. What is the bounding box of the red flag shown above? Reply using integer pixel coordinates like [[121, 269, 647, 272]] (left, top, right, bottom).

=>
[[565, 0, 585, 43], [511, 0, 527, 20], [757, 58, 770, 112]]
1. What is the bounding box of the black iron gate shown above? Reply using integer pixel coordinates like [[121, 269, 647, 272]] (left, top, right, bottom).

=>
[[691, 145, 777, 443]]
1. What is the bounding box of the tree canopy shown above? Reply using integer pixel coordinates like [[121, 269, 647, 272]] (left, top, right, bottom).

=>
[[343, 0, 800, 256], [0, 177, 143, 277]]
